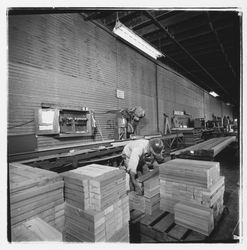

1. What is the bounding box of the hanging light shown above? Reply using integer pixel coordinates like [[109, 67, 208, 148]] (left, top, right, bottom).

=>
[[113, 21, 163, 60], [209, 91, 219, 97]]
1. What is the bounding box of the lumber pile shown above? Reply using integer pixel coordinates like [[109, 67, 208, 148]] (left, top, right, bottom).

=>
[[11, 217, 62, 241], [174, 203, 214, 236], [61, 164, 129, 242], [159, 159, 225, 236], [129, 174, 160, 215], [143, 176, 160, 215], [172, 128, 203, 146], [9, 163, 64, 234], [171, 136, 236, 159]]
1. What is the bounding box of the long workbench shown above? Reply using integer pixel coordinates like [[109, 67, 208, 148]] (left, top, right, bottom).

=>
[[170, 136, 236, 160]]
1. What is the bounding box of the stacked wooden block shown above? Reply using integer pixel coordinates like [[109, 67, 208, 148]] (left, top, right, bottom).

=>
[[143, 176, 160, 215], [159, 159, 225, 236], [9, 163, 65, 237], [61, 164, 129, 242], [129, 174, 160, 215]]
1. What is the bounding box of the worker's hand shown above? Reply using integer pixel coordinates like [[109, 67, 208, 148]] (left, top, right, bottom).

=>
[[135, 184, 143, 196]]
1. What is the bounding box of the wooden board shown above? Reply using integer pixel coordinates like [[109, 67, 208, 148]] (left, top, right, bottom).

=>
[[11, 217, 62, 241]]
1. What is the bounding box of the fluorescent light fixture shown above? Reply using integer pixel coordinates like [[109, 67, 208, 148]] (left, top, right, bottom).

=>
[[113, 21, 163, 59], [209, 91, 219, 97]]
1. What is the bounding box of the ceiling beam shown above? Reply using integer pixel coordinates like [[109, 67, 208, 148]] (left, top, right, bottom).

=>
[[164, 40, 233, 57], [143, 10, 237, 104], [131, 11, 174, 30], [136, 11, 201, 37], [83, 11, 115, 21], [148, 22, 234, 49], [104, 11, 140, 27], [206, 12, 236, 78]]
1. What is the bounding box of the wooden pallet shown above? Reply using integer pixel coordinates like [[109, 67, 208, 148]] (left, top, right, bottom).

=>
[[130, 208, 225, 243]]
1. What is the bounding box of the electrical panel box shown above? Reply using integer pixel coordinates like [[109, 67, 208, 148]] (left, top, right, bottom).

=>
[[36, 107, 93, 137], [59, 109, 92, 135], [36, 108, 60, 135]]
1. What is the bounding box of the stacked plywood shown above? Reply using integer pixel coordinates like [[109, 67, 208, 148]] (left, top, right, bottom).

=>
[[159, 159, 225, 236], [61, 164, 129, 242], [9, 163, 64, 233], [12, 217, 62, 241]]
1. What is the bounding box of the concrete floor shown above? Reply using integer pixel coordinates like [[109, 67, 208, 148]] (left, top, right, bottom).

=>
[[210, 142, 240, 242]]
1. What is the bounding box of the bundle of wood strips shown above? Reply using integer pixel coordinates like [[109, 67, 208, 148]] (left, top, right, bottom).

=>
[[62, 164, 129, 242], [159, 159, 225, 236], [9, 163, 64, 236]]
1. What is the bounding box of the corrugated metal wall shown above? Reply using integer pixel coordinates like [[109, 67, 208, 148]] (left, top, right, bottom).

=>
[[116, 42, 157, 135], [8, 13, 233, 150], [157, 65, 205, 130]]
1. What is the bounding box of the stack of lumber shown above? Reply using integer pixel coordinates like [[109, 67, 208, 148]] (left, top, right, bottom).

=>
[[129, 191, 145, 213], [171, 136, 236, 160], [172, 128, 203, 146], [129, 173, 160, 215], [62, 164, 126, 211], [143, 176, 160, 215], [9, 163, 64, 234], [61, 164, 129, 242], [11, 217, 62, 241], [159, 159, 225, 236], [174, 202, 214, 236]]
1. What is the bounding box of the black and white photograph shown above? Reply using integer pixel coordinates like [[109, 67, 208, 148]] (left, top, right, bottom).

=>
[[1, 0, 246, 248]]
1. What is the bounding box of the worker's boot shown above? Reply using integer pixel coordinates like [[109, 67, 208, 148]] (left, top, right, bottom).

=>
[[129, 171, 143, 196]]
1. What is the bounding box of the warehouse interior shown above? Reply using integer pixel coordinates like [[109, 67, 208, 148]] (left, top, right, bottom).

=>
[[7, 8, 242, 244]]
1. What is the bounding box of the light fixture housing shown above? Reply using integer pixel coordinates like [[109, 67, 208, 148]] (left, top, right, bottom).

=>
[[113, 21, 163, 60], [209, 91, 219, 97]]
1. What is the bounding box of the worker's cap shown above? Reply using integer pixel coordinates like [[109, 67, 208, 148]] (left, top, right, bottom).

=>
[[132, 106, 145, 121], [149, 138, 164, 157]]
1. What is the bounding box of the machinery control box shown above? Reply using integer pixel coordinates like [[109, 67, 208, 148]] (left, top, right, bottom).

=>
[[36, 107, 93, 137]]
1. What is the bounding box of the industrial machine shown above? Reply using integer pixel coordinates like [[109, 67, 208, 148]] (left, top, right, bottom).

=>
[[116, 106, 145, 140]]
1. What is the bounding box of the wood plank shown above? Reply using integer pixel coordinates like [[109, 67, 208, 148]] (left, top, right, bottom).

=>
[[10, 181, 64, 204], [12, 217, 62, 241], [184, 230, 207, 242], [167, 224, 188, 240]]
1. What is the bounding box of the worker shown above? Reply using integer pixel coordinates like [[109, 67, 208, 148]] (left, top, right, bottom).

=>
[[121, 138, 164, 195]]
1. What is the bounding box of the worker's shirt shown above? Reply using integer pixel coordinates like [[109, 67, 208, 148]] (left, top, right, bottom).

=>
[[122, 139, 150, 174]]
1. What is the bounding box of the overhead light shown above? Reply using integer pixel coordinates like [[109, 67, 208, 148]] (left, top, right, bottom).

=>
[[225, 102, 231, 106], [209, 91, 219, 97], [113, 21, 163, 60]]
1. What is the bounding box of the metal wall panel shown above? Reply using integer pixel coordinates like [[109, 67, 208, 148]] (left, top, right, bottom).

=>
[[8, 13, 232, 150], [116, 42, 157, 135], [157, 65, 205, 131]]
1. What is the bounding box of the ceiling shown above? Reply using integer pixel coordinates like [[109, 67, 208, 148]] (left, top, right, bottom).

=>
[[9, 8, 241, 106]]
